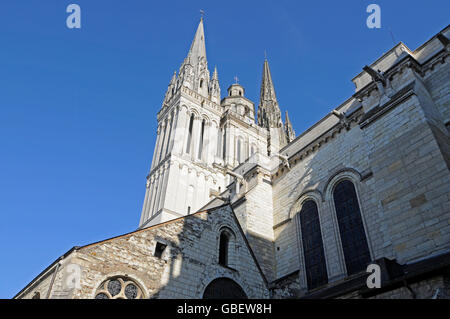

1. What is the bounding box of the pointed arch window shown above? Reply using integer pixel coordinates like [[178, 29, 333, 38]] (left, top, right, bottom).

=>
[[165, 112, 174, 155], [198, 119, 205, 160], [219, 231, 230, 266], [222, 129, 227, 160], [333, 180, 371, 275], [299, 200, 328, 290], [218, 228, 235, 267], [186, 114, 194, 154]]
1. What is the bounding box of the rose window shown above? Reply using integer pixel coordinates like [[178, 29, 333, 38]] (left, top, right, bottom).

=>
[[95, 277, 143, 299]]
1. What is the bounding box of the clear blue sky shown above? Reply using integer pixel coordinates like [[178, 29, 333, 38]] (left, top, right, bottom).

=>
[[0, 0, 448, 298]]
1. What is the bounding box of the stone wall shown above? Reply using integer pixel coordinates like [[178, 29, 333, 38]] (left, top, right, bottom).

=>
[[270, 37, 450, 291], [17, 206, 269, 299]]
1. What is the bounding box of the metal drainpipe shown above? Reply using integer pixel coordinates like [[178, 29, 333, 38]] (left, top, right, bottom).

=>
[[46, 259, 62, 299]]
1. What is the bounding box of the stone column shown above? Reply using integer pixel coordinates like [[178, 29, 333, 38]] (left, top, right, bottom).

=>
[[158, 162, 171, 212], [155, 121, 167, 165], [162, 114, 173, 158], [167, 107, 179, 154], [205, 122, 214, 164], [154, 169, 165, 214], [174, 108, 189, 155], [159, 118, 170, 163], [148, 174, 158, 218], [139, 178, 151, 226], [151, 125, 162, 170], [216, 126, 222, 158]]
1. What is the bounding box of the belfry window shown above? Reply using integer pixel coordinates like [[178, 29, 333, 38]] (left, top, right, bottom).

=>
[[222, 130, 227, 160], [165, 112, 174, 155], [333, 180, 371, 275], [299, 200, 328, 290], [186, 114, 194, 154], [198, 119, 205, 159]]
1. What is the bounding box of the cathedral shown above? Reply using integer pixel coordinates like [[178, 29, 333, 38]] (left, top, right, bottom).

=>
[[15, 20, 450, 299]]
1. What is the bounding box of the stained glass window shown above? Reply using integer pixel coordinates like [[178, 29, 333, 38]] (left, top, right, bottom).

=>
[[299, 200, 328, 290], [333, 180, 371, 275], [95, 277, 143, 299]]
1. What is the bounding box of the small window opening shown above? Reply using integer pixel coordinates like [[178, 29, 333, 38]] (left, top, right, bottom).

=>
[[219, 232, 230, 266], [154, 242, 167, 258]]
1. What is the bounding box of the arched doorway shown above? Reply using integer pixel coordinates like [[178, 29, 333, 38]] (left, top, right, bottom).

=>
[[202, 278, 248, 299]]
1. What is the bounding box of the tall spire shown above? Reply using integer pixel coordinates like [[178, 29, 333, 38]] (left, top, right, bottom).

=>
[[284, 111, 296, 143], [257, 58, 282, 129], [187, 18, 207, 67], [177, 18, 210, 98], [260, 58, 278, 104]]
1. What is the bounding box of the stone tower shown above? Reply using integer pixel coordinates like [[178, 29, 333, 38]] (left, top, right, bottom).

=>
[[139, 18, 227, 227], [257, 59, 288, 155], [139, 19, 289, 229]]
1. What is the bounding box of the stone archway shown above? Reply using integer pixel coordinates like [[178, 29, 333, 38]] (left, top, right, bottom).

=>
[[202, 278, 248, 299]]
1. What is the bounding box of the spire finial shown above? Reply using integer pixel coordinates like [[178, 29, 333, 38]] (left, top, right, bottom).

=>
[[264, 50, 267, 60], [200, 9, 205, 20], [234, 76, 239, 84]]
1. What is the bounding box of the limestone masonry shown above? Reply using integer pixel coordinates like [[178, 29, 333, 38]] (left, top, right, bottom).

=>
[[15, 20, 450, 299]]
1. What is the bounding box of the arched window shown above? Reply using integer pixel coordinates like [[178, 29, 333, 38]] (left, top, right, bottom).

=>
[[219, 231, 230, 266], [299, 200, 328, 290], [200, 79, 204, 88], [203, 278, 247, 299], [333, 180, 371, 275], [186, 114, 194, 154], [222, 129, 227, 160], [95, 276, 144, 299], [198, 119, 205, 159], [165, 112, 174, 155]]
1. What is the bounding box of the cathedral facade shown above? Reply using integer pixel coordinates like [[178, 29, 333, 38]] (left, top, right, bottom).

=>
[[15, 20, 450, 299]]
